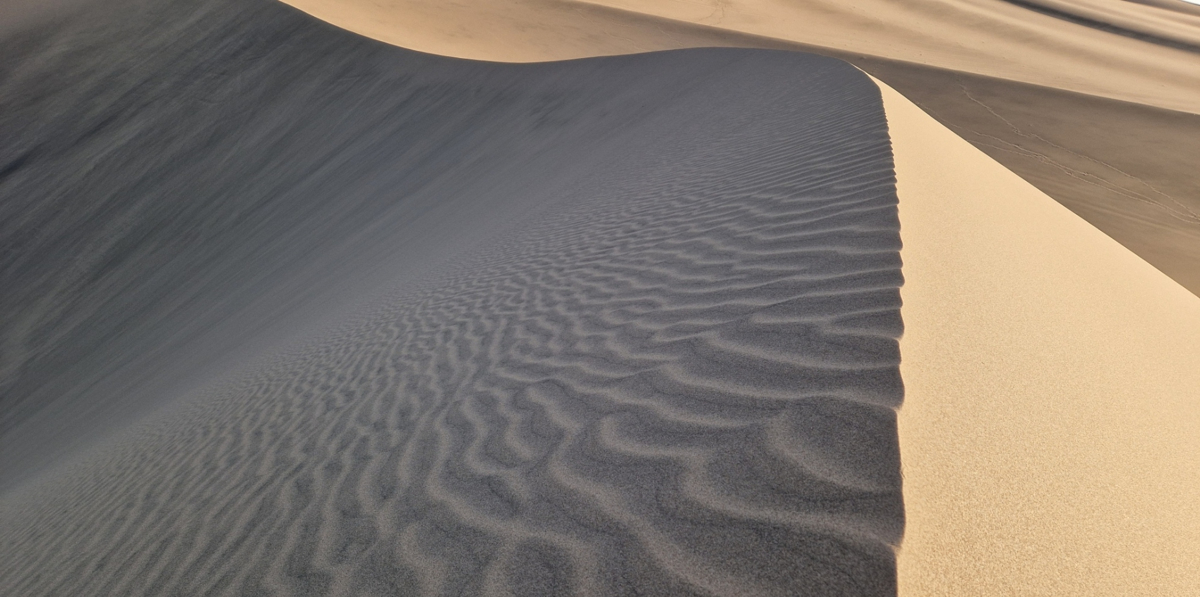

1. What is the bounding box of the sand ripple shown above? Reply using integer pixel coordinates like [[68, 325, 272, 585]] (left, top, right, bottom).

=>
[[0, 0, 902, 594]]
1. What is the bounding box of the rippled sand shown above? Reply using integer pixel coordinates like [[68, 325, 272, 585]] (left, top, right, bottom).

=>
[[0, 0, 906, 594]]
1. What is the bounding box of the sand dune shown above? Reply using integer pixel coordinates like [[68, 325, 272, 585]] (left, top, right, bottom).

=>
[[4, 0, 1199, 595], [0, 0, 906, 594], [281, 0, 1200, 113], [852, 61, 1200, 297]]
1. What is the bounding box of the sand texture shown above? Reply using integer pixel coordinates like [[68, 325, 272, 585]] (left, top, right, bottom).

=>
[[879, 77, 1200, 595], [0, 0, 905, 595]]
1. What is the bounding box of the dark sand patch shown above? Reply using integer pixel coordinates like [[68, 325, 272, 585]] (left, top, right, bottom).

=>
[[0, 0, 903, 594]]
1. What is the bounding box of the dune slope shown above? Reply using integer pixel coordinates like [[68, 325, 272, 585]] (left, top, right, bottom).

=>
[[0, 0, 905, 595], [879, 77, 1200, 596]]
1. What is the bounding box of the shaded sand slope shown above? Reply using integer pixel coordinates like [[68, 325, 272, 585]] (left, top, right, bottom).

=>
[[879, 79, 1200, 595], [1, 0, 659, 481], [0, 0, 815, 483], [0, 0, 906, 594]]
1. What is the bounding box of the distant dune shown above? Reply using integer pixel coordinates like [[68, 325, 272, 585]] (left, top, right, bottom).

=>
[[0, 0, 906, 594]]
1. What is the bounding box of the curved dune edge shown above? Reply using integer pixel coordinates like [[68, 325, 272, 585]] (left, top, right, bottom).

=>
[[274, 0, 1200, 303], [278, 0, 1200, 114], [877, 76, 1200, 595], [271, 0, 1200, 587]]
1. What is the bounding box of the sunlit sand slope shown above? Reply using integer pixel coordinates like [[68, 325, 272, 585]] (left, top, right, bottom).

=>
[[879, 78, 1200, 596], [0, 0, 906, 594]]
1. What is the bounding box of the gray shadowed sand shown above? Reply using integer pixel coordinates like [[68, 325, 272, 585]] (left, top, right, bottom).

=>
[[0, 0, 903, 594]]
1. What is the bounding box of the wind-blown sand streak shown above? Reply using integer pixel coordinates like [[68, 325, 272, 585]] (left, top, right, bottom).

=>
[[0, 0, 905, 594]]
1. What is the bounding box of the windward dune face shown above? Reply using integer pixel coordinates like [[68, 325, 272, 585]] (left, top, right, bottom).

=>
[[0, 0, 908, 594]]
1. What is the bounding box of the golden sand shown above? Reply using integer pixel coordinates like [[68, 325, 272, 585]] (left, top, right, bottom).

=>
[[878, 76, 1200, 595]]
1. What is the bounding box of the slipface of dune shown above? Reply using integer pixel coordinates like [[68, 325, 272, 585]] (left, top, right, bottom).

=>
[[0, 0, 907, 594], [877, 78, 1200, 595]]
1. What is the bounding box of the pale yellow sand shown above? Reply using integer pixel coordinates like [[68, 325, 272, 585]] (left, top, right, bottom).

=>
[[878, 76, 1200, 595], [282, 0, 1200, 113]]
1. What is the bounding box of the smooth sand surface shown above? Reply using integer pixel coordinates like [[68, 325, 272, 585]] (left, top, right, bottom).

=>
[[878, 77, 1200, 595], [1, 0, 907, 593], [272, 0, 758, 61]]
